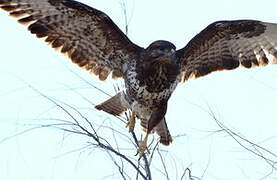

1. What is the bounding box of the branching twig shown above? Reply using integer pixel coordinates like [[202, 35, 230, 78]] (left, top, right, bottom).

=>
[[209, 108, 277, 169], [20, 83, 149, 179]]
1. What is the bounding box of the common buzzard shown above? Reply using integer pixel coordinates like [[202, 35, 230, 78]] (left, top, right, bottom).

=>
[[1, 0, 277, 155]]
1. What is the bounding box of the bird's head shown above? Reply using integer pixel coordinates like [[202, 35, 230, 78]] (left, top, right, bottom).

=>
[[145, 40, 176, 59]]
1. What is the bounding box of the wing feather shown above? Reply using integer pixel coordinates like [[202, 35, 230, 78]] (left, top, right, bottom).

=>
[[0, 0, 143, 80], [177, 20, 277, 81]]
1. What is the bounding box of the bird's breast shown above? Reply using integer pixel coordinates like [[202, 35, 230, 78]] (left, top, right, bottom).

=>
[[123, 59, 180, 108]]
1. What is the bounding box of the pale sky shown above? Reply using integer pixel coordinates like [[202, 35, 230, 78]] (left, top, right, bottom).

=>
[[1, 0, 277, 179]]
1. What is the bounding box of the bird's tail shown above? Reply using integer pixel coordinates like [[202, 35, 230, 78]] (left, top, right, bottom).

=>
[[155, 118, 173, 145], [95, 92, 128, 116], [141, 118, 172, 146]]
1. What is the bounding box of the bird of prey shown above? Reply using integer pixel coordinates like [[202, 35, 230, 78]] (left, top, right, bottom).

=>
[[1, 0, 277, 155]]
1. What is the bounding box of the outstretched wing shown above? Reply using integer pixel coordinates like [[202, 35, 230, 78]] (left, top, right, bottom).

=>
[[0, 0, 143, 80], [177, 20, 277, 81]]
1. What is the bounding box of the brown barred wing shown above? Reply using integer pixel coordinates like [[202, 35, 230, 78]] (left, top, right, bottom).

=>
[[177, 20, 277, 81], [0, 0, 143, 80]]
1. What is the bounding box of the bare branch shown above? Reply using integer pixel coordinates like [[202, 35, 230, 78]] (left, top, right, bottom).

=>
[[157, 148, 170, 180], [204, 105, 277, 178], [119, 0, 129, 35]]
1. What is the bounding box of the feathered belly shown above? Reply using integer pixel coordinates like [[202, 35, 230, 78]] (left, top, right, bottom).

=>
[[123, 59, 180, 110], [124, 77, 179, 109], [136, 84, 176, 105]]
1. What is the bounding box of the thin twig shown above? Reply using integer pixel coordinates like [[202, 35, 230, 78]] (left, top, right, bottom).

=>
[[157, 148, 170, 180]]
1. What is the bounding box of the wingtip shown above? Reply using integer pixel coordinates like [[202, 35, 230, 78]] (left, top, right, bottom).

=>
[[95, 104, 102, 110], [0, 5, 16, 11]]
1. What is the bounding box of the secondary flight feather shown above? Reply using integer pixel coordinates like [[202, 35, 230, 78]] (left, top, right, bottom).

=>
[[1, 0, 277, 155]]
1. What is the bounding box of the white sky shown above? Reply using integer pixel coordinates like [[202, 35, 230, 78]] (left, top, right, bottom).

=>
[[1, 0, 277, 179]]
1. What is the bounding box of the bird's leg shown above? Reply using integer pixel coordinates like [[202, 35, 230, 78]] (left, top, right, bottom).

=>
[[137, 133, 150, 157], [126, 111, 136, 132], [137, 102, 168, 156]]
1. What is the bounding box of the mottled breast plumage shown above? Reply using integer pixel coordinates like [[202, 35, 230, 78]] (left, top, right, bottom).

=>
[[2, 0, 277, 148], [123, 41, 180, 108]]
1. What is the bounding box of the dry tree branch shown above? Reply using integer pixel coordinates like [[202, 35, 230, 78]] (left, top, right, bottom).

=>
[[157, 148, 170, 180], [2, 1, 198, 179], [22, 83, 149, 180], [109, 121, 130, 180], [60, 64, 154, 179], [205, 105, 277, 177], [180, 165, 202, 180], [185, 97, 277, 176], [119, 0, 131, 35], [180, 164, 192, 180]]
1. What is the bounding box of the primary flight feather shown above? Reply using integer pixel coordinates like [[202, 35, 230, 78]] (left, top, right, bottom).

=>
[[1, 0, 277, 154]]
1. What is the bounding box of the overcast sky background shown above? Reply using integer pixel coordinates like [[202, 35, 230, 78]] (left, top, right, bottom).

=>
[[1, 0, 277, 179]]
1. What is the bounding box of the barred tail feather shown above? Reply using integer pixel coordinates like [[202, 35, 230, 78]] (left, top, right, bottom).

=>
[[154, 118, 172, 145], [141, 117, 172, 145], [95, 92, 127, 116]]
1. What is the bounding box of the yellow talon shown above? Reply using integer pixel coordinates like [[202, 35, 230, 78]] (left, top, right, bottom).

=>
[[126, 111, 136, 132], [137, 133, 150, 157]]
